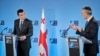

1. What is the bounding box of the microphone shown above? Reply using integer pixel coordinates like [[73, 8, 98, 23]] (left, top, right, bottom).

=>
[[0, 27, 8, 35], [66, 27, 70, 33], [65, 21, 73, 34], [61, 21, 73, 37], [62, 27, 70, 38], [67, 20, 73, 30]]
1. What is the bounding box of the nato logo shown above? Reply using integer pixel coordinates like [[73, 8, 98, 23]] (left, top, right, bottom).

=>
[[6, 38, 12, 44], [69, 42, 75, 48], [50, 38, 57, 44], [50, 20, 58, 26], [74, 20, 79, 26], [32, 37, 38, 43], [0, 20, 5, 25], [60, 29, 68, 37], [33, 20, 38, 26]]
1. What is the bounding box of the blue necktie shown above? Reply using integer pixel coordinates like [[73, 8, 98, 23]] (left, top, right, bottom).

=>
[[85, 21, 88, 27], [19, 21, 23, 31]]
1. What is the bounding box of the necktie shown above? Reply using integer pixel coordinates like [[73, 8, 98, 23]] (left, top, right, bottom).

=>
[[19, 21, 23, 31], [85, 21, 88, 27], [84, 21, 89, 30]]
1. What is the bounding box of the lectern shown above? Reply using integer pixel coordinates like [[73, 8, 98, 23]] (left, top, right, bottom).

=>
[[3, 35, 17, 56], [66, 36, 92, 56]]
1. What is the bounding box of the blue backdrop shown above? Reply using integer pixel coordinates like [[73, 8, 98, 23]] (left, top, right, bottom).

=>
[[0, 0, 100, 56]]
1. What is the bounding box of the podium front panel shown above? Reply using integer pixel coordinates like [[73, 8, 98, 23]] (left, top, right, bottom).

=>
[[68, 38, 80, 56], [5, 35, 14, 56], [3, 35, 17, 56]]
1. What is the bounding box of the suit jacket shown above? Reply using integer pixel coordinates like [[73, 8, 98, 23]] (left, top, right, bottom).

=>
[[13, 18, 33, 49], [76, 17, 99, 54]]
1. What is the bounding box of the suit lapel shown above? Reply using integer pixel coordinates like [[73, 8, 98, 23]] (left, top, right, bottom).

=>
[[85, 17, 94, 30], [16, 19, 21, 32]]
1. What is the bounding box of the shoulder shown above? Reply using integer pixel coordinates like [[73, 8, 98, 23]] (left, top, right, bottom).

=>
[[25, 18, 31, 21], [92, 18, 98, 24], [14, 19, 19, 22], [91, 17, 98, 26], [25, 18, 32, 22]]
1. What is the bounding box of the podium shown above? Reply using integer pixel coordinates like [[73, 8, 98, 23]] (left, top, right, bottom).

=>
[[66, 36, 92, 56], [3, 35, 17, 56]]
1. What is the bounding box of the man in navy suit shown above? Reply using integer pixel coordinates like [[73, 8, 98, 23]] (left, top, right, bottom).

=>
[[13, 9, 33, 56], [70, 6, 99, 56]]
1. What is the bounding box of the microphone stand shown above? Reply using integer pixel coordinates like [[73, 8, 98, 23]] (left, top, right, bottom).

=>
[[0, 27, 8, 35], [61, 27, 70, 38]]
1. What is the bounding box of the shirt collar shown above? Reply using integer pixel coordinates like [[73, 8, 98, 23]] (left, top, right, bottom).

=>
[[19, 19, 24, 24], [86, 16, 93, 22]]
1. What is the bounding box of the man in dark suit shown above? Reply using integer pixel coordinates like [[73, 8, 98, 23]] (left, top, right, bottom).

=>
[[13, 9, 33, 56], [70, 6, 99, 56]]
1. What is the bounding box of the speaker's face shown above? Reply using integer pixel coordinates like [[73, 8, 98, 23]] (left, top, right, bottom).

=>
[[18, 12, 25, 20], [81, 9, 88, 19]]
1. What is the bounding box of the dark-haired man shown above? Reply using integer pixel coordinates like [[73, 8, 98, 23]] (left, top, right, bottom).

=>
[[70, 6, 99, 56], [13, 9, 33, 56]]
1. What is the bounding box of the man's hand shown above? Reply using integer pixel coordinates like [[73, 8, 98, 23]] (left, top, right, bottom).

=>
[[77, 27, 82, 32], [69, 24, 82, 32], [19, 36, 26, 41], [69, 24, 78, 30]]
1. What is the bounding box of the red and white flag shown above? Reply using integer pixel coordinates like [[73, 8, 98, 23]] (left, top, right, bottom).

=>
[[38, 8, 48, 56]]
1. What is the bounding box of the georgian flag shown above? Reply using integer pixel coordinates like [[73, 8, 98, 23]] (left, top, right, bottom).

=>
[[38, 8, 48, 56]]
